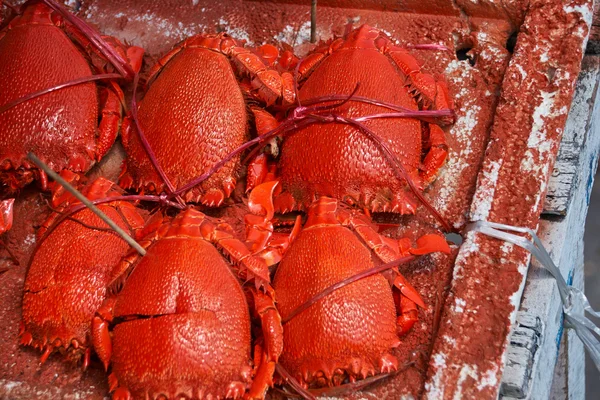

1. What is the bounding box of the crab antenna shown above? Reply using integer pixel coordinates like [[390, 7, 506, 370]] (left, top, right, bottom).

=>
[[282, 256, 414, 324], [301, 94, 455, 125], [306, 82, 361, 114], [275, 364, 317, 400], [310, 0, 317, 43], [130, 73, 185, 206], [42, 0, 135, 79], [408, 43, 449, 51], [27, 153, 147, 256], [0, 73, 121, 114], [337, 116, 453, 232]]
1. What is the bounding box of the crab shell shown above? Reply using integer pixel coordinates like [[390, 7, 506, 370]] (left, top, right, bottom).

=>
[[119, 32, 294, 206], [273, 196, 450, 387], [19, 176, 145, 367], [0, 2, 143, 194], [273, 24, 451, 214], [93, 206, 286, 400]]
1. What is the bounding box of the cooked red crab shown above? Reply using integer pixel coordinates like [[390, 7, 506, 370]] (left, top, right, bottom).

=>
[[19, 174, 145, 368], [0, 1, 142, 193], [120, 32, 294, 206], [250, 24, 452, 214], [273, 196, 450, 388], [92, 181, 299, 399]]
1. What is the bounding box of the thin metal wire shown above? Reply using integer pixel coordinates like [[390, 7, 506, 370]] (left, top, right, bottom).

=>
[[27, 153, 146, 256]]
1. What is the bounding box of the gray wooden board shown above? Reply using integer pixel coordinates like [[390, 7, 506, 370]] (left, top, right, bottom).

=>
[[543, 80, 593, 215], [499, 55, 600, 400]]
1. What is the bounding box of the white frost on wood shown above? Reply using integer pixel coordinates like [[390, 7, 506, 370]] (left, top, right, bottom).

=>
[[450, 230, 479, 280], [454, 365, 479, 400], [274, 22, 313, 47], [470, 160, 502, 221], [425, 353, 448, 399], [528, 91, 558, 151], [435, 60, 484, 228], [515, 64, 528, 80], [452, 297, 467, 313], [519, 89, 569, 213], [500, 56, 600, 399], [218, 18, 252, 45], [564, 4, 593, 27], [478, 365, 500, 391], [563, 1, 594, 60]]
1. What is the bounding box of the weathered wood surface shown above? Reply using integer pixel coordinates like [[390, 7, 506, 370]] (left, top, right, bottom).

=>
[[424, 1, 593, 398], [499, 55, 600, 400], [543, 107, 589, 215], [588, 2, 600, 52]]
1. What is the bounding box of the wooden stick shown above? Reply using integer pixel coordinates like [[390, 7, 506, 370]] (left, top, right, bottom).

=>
[[28, 153, 147, 256]]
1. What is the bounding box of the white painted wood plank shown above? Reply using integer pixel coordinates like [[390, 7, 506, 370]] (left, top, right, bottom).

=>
[[499, 55, 600, 400], [543, 46, 598, 216], [549, 246, 585, 400]]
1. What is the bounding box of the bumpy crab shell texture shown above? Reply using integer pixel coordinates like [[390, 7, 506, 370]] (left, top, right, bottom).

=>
[[93, 198, 290, 400], [273, 197, 450, 388], [274, 25, 450, 214], [19, 178, 145, 367], [0, 2, 142, 193], [119, 33, 293, 207]]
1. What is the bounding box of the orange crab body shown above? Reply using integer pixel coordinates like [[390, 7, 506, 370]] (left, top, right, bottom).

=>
[[93, 182, 296, 399], [106, 231, 254, 399], [19, 177, 145, 367], [120, 33, 293, 206], [0, 2, 142, 193], [273, 25, 450, 213], [273, 197, 450, 387]]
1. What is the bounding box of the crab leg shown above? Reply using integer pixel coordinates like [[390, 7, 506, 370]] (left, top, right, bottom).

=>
[[0, 198, 14, 235], [245, 180, 301, 265], [95, 85, 123, 162], [393, 288, 419, 336], [247, 289, 283, 399], [344, 209, 450, 332], [0, 199, 18, 265], [421, 123, 448, 185], [246, 108, 281, 192], [91, 297, 116, 371]]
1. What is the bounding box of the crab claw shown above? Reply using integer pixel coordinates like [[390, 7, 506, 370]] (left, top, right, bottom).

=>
[[393, 273, 426, 309], [248, 180, 279, 220], [49, 170, 82, 208], [0, 199, 15, 235], [410, 234, 451, 255]]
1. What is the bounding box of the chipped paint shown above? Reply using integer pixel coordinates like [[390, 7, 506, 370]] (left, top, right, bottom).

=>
[[470, 160, 502, 221], [424, 353, 447, 399], [564, 4, 593, 26]]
